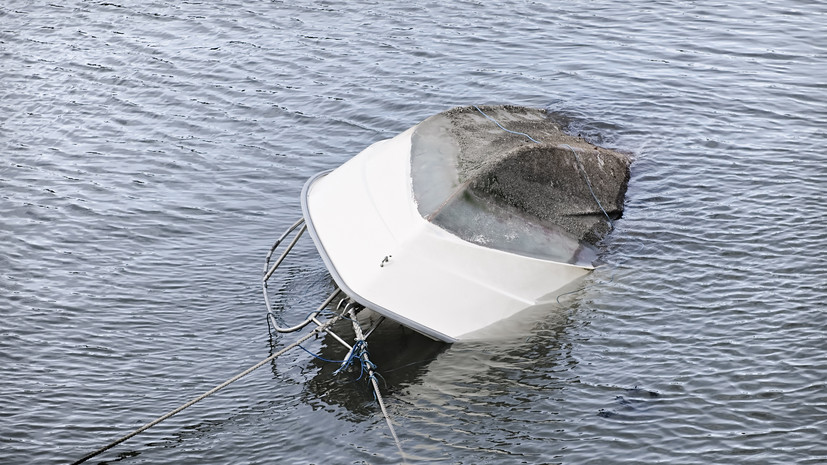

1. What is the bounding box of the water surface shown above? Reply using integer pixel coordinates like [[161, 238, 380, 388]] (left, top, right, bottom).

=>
[[1, 1, 825, 463]]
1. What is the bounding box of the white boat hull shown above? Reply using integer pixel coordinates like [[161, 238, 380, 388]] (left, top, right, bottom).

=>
[[302, 127, 593, 342]]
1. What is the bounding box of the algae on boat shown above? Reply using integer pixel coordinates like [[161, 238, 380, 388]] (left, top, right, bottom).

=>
[[411, 105, 631, 265]]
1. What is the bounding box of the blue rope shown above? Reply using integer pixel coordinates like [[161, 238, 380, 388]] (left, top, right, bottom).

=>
[[370, 370, 388, 389], [333, 340, 369, 376], [357, 357, 378, 382], [297, 344, 346, 364], [297, 340, 376, 383], [474, 105, 542, 143]]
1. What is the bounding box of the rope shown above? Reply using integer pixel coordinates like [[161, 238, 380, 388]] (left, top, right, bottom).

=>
[[71, 311, 346, 465], [370, 374, 405, 461], [297, 344, 347, 364], [561, 143, 613, 224], [347, 306, 406, 463], [474, 105, 541, 143]]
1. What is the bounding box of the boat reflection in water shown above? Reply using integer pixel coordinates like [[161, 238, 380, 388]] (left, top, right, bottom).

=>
[[294, 307, 449, 415]]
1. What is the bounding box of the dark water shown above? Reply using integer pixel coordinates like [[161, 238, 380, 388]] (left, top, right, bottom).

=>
[[2, 1, 825, 463]]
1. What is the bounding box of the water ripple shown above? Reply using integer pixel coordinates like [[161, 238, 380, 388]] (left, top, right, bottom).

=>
[[1, 0, 825, 463]]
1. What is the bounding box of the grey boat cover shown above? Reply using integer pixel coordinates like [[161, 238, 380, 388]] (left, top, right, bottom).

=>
[[410, 105, 631, 265]]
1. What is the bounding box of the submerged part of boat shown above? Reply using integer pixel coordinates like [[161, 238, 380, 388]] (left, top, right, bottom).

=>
[[296, 105, 631, 342]]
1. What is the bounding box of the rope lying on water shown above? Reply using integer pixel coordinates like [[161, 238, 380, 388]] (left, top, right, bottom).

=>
[[71, 311, 346, 465]]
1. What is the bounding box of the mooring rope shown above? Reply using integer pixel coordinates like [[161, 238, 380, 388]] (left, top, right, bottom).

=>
[[346, 305, 407, 463], [370, 374, 406, 462], [71, 311, 346, 465]]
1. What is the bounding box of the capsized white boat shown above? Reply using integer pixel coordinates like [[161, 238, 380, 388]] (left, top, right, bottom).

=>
[[280, 105, 630, 342]]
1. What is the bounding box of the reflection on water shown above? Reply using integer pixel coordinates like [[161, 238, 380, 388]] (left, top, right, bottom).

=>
[[294, 311, 449, 418]]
